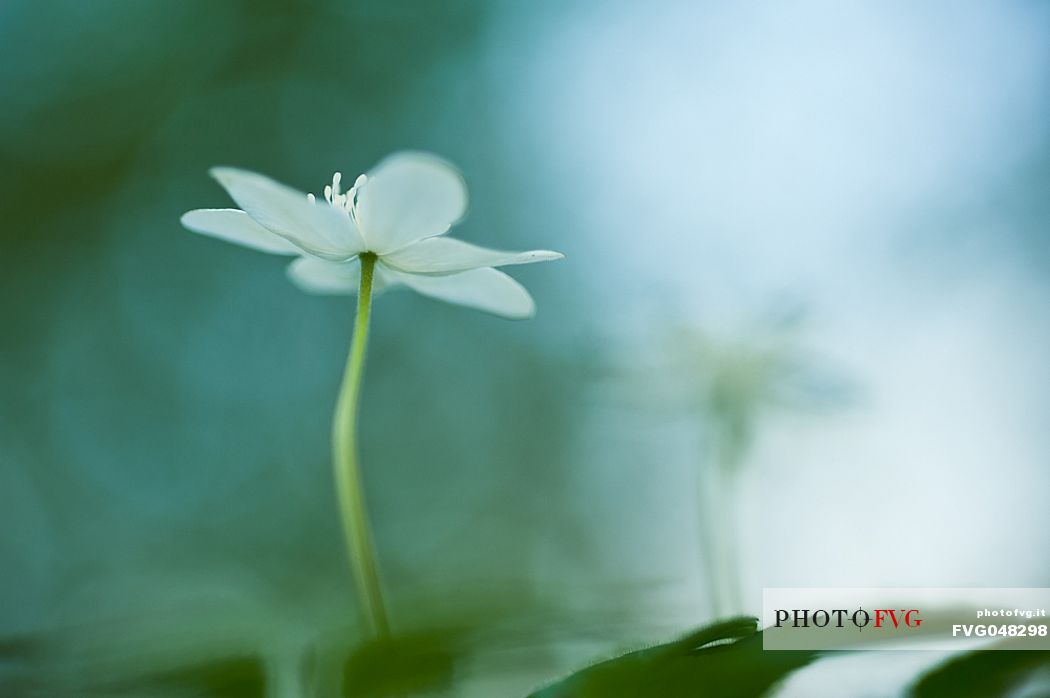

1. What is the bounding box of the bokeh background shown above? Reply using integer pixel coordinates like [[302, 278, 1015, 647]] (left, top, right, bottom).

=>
[[2, 0, 1049, 695]]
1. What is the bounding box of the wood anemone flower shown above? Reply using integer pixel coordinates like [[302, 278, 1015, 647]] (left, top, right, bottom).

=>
[[182, 151, 562, 319]]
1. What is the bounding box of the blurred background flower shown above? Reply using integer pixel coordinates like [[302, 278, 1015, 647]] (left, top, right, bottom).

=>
[[2, 0, 1049, 695]]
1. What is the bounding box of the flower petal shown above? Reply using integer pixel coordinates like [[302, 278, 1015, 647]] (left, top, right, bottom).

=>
[[380, 264, 536, 319], [286, 257, 392, 295], [286, 257, 361, 295], [210, 167, 365, 260], [353, 152, 468, 254], [381, 237, 563, 274], [180, 209, 301, 255]]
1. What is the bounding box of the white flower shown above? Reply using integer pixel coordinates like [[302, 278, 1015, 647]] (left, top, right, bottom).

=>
[[181, 152, 562, 319]]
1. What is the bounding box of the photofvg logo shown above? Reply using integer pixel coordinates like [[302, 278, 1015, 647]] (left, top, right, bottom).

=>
[[773, 607, 923, 631], [762, 588, 1050, 651]]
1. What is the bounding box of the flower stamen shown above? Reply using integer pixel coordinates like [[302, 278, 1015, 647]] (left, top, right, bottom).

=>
[[310, 171, 364, 217]]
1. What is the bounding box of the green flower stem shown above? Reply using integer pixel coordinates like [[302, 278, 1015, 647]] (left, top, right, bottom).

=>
[[332, 251, 390, 638]]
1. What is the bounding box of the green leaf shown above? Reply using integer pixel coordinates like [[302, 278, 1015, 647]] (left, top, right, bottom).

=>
[[910, 645, 1050, 697], [343, 628, 464, 698], [114, 656, 266, 697], [527, 617, 820, 698]]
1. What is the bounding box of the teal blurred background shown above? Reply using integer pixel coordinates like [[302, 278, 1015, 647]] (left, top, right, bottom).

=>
[[2, 1, 1049, 695]]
